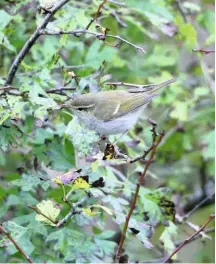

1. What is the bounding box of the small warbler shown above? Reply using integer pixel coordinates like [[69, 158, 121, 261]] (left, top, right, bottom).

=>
[[64, 78, 177, 135]]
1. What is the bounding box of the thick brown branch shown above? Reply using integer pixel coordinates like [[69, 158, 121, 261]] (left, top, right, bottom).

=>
[[115, 131, 165, 262], [4, 0, 71, 86], [163, 214, 215, 263], [0, 224, 34, 263]]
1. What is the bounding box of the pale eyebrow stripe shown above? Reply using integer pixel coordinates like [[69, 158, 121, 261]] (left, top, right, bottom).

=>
[[74, 103, 95, 109]]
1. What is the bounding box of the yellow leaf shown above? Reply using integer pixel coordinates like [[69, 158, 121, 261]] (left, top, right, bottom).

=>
[[53, 176, 63, 185], [71, 177, 90, 191], [82, 208, 98, 217], [91, 205, 113, 215], [35, 200, 60, 226]]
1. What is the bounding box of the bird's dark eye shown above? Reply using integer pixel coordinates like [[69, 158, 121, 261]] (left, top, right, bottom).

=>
[[77, 108, 85, 111]]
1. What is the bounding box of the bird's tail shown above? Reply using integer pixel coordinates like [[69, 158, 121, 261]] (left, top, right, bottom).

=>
[[128, 77, 178, 94], [148, 77, 178, 94]]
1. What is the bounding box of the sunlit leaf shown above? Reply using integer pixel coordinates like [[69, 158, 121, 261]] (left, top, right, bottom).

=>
[[35, 200, 61, 226]]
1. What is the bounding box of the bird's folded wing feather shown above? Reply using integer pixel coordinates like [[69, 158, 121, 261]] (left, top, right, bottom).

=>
[[95, 92, 157, 121]]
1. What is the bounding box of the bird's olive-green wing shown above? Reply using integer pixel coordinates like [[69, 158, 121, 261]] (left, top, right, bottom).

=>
[[94, 91, 157, 121]]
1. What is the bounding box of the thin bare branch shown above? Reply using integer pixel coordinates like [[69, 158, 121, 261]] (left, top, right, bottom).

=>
[[105, 77, 177, 91], [0, 86, 76, 97], [41, 29, 146, 53], [176, 214, 212, 240], [192, 48, 215, 55], [86, 0, 108, 30], [163, 214, 215, 263], [175, 227, 215, 247], [53, 64, 85, 70], [0, 224, 34, 263], [17, 65, 85, 76], [184, 192, 215, 220], [104, 4, 127, 27], [107, 0, 126, 6], [4, 0, 71, 86], [46, 87, 77, 93]]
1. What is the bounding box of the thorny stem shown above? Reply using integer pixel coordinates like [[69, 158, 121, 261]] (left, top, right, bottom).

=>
[[163, 214, 215, 263], [0, 225, 34, 263], [115, 131, 165, 262]]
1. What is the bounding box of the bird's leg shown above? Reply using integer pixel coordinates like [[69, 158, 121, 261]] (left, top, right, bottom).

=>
[[113, 130, 129, 145], [113, 131, 130, 161]]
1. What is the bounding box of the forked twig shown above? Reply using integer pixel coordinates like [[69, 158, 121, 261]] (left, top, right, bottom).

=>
[[86, 0, 108, 30]]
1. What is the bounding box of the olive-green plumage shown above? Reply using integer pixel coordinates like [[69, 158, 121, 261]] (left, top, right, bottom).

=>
[[68, 90, 155, 121], [65, 78, 177, 134]]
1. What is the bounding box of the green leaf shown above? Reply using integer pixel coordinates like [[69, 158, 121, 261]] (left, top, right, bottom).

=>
[[48, 140, 75, 170], [96, 230, 116, 239], [11, 173, 42, 191], [0, 10, 12, 30], [160, 222, 178, 257], [7, 238, 35, 256], [176, 19, 197, 49], [202, 131, 215, 160], [136, 231, 153, 249], [0, 105, 11, 125], [170, 101, 188, 121], [0, 221, 27, 247], [85, 41, 117, 69]]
